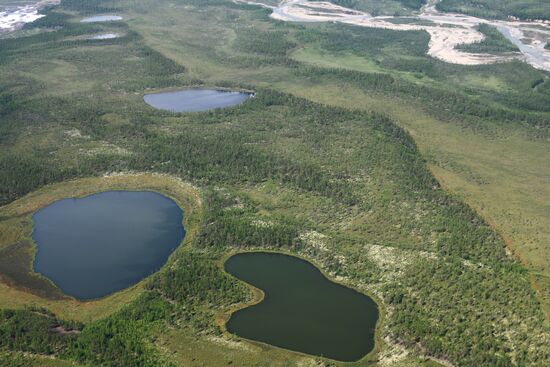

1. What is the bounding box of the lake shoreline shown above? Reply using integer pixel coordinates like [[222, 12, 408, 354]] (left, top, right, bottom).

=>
[[218, 248, 385, 364], [143, 87, 255, 113], [31, 190, 185, 300], [0, 173, 202, 322]]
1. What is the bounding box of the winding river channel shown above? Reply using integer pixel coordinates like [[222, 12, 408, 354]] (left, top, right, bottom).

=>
[[236, 0, 550, 71]]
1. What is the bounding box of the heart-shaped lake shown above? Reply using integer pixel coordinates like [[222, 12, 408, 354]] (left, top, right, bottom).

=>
[[225, 252, 379, 361]]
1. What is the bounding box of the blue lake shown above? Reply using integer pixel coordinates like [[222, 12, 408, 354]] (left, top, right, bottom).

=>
[[143, 89, 252, 112], [32, 191, 185, 300], [81, 15, 123, 23]]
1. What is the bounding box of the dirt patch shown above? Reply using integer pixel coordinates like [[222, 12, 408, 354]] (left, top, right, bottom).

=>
[[50, 325, 81, 335]]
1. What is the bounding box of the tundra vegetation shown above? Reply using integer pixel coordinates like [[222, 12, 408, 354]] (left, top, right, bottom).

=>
[[0, 0, 549, 367]]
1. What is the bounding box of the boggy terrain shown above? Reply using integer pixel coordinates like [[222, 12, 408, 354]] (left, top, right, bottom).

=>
[[0, 0, 549, 367]]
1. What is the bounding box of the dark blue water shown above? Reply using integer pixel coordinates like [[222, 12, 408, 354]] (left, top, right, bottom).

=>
[[225, 252, 379, 361], [143, 89, 252, 112], [32, 191, 185, 300]]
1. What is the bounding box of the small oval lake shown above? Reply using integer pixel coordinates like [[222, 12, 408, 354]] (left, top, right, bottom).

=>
[[143, 89, 252, 113], [32, 191, 185, 300], [225, 252, 379, 362], [81, 15, 123, 23]]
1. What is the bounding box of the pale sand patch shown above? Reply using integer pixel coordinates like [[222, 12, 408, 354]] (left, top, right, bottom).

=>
[[251, 218, 274, 228], [64, 129, 90, 139], [425, 27, 507, 64], [81, 142, 131, 156], [378, 336, 409, 367], [298, 230, 328, 252], [205, 335, 255, 352]]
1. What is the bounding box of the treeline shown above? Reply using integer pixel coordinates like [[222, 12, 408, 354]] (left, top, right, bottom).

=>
[[226, 14, 550, 121], [385, 257, 548, 366], [398, 0, 427, 10], [0, 77, 509, 263], [292, 24, 550, 119], [135, 90, 362, 205], [293, 65, 550, 128], [456, 24, 519, 53], [436, 0, 550, 21], [60, 0, 119, 14], [62, 292, 174, 367], [331, 0, 427, 11], [195, 189, 304, 249], [0, 150, 128, 206], [0, 251, 248, 366], [0, 308, 81, 355], [234, 29, 296, 56], [136, 128, 360, 205], [146, 251, 248, 331]]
